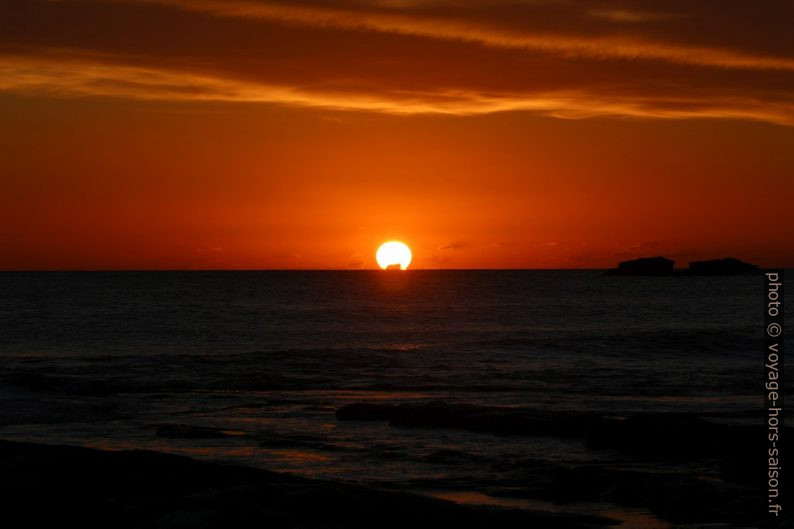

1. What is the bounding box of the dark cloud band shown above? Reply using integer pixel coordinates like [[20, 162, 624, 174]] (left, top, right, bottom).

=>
[[1, 0, 792, 124]]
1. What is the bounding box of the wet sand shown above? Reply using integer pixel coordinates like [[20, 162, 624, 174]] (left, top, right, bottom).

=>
[[0, 439, 614, 529]]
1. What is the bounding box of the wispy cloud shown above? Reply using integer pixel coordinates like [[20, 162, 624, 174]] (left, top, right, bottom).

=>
[[141, 0, 794, 71], [1, 0, 793, 124], [3, 53, 792, 124]]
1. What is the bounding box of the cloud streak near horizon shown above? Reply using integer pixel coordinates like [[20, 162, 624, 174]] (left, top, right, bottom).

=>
[[2, 0, 794, 124]]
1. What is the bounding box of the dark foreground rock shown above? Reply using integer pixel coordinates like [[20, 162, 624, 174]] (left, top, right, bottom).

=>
[[604, 256, 675, 276], [0, 439, 614, 529], [339, 402, 790, 464], [337, 401, 599, 438]]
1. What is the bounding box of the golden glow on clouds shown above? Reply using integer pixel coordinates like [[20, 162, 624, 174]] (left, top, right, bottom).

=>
[[0, 1, 790, 125], [139, 0, 794, 72], [1, 53, 792, 125]]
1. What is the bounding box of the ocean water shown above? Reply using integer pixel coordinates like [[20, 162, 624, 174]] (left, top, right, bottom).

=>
[[0, 270, 785, 523]]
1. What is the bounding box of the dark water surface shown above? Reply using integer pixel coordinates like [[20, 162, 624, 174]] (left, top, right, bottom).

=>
[[0, 271, 785, 526]]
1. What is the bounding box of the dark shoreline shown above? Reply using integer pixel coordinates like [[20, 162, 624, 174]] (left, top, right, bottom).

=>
[[0, 439, 614, 529], [335, 401, 780, 527]]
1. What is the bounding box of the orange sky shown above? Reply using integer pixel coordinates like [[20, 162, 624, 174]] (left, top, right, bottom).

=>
[[1, 0, 793, 269]]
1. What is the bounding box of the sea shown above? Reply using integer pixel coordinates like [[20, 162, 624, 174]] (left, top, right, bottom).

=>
[[0, 270, 787, 526]]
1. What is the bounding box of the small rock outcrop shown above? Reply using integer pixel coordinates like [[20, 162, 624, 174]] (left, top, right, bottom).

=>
[[604, 256, 674, 276], [683, 258, 762, 275], [605, 256, 763, 276]]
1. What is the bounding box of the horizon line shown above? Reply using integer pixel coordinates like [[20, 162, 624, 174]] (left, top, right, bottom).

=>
[[0, 267, 610, 272], [0, 266, 788, 273]]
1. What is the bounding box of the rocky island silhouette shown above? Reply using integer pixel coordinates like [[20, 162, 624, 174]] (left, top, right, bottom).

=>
[[606, 257, 762, 276]]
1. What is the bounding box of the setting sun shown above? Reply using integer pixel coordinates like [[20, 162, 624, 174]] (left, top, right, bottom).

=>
[[376, 241, 412, 270]]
